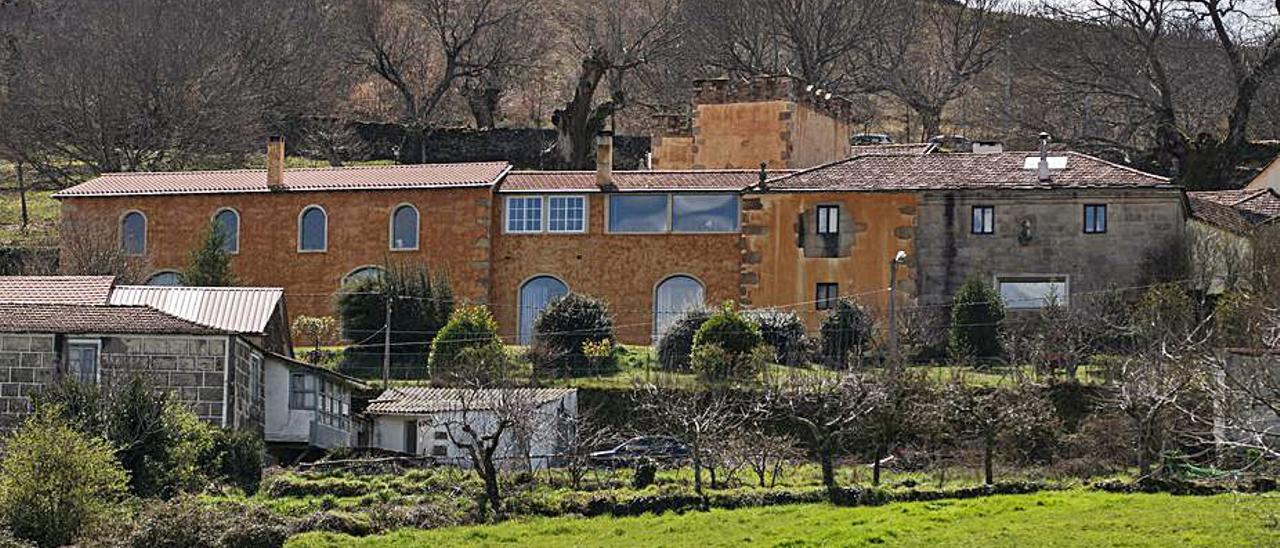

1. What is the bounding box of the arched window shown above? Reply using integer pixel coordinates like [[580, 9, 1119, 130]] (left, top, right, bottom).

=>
[[653, 275, 705, 341], [390, 204, 419, 250], [518, 276, 568, 345], [146, 271, 183, 286], [298, 206, 327, 252], [120, 211, 146, 255], [213, 208, 240, 254], [342, 266, 385, 287]]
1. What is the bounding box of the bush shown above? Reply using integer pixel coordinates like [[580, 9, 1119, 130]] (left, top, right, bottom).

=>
[[126, 497, 287, 548], [0, 408, 128, 548], [819, 298, 875, 368], [429, 305, 503, 378], [200, 429, 265, 495], [744, 309, 809, 366], [657, 307, 712, 371], [691, 343, 768, 383], [949, 275, 1005, 360], [337, 263, 452, 379], [532, 293, 616, 375], [182, 219, 237, 287], [693, 304, 762, 358]]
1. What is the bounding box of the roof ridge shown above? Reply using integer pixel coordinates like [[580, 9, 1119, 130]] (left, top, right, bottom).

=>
[[97, 161, 511, 178], [1063, 151, 1172, 183]]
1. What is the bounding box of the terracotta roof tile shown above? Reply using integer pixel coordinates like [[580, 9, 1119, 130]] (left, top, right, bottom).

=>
[[0, 276, 115, 305], [0, 304, 228, 335], [499, 170, 789, 193], [762, 151, 1173, 192], [1187, 188, 1280, 233], [367, 387, 575, 415], [53, 162, 511, 198], [1188, 195, 1255, 235], [848, 143, 937, 156]]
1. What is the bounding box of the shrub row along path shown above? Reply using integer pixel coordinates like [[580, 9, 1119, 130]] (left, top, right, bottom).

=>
[[287, 490, 1279, 547]]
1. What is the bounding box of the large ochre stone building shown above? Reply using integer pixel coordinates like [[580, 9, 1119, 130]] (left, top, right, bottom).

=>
[[54, 77, 1187, 345]]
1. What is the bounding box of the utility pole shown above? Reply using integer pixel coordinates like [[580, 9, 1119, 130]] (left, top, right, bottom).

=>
[[888, 250, 907, 367], [383, 293, 392, 389]]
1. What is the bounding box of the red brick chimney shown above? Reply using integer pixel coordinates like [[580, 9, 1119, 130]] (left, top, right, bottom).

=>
[[596, 131, 613, 188], [267, 136, 285, 189]]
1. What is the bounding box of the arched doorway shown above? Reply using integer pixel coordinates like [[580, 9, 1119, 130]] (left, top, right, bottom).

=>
[[518, 276, 568, 345]]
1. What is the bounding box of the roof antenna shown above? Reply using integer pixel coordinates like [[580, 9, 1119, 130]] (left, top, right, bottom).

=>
[[758, 161, 769, 191], [1037, 132, 1052, 183]]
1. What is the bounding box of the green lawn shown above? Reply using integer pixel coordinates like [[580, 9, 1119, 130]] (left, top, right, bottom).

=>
[[287, 491, 1279, 547], [0, 189, 59, 246]]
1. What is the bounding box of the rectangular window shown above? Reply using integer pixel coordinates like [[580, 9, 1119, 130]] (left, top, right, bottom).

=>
[[548, 196, 586, 233], [816, 283, 839, 310], [817, 205, 840, 235], [608, 194, 669, 233], [288, 373, 316, 410], [971, 206, 994, 234], [505, 196, 543, 233], [67, 341, 100, 384], [672, 194, 739, 232], [1084, 204, 1107, 234], [998, 276, 1068, 310], [249, 354, 262, 401]]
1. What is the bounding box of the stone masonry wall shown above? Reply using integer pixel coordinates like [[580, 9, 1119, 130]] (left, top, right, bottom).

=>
[[229, 338, 264, 433], [0, 335, 56, 428], [100, 335, 229, 425], [914, 188, 1186, 308]]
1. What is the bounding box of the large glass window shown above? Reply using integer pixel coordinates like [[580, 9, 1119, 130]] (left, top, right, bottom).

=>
[[998, 276, 1068, 309], [121, 211, 146, 255], [214, 209, 239, 253], [289, 373, 317, 409], [518, 276, 568, 344], [608, 195, 669, 233], [318, 380, 350, 430], [653, 275, 705, 341], [391, 204, 419, 250], [548, 196, 586, 233], [673, 194, 739, 232], [506, 196, 543, 233], [299, 206, 327, 251]]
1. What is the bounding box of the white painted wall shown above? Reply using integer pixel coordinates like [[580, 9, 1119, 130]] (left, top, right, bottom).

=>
[[263, 356, 314, 444]]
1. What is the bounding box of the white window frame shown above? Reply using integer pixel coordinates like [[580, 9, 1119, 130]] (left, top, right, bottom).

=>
[[388, 203, 420, 251], [504, 195, 546, 234], [66, 338, 102, 384], [995, 274, 1070, 310], [297, 205, 328, 253], [119, 210, 147, 256], [816, 205, 840, 235], [211, 207, 241, 255], [547, 195, 588, 233]]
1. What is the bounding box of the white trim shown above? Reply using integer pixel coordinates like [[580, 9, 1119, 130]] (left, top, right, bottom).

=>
[[388, 203, 420, 251], [297, 204, 328, 253], [65, 338, 103, 384], [503, 195, 545, 234], [516, 274, 569, 345], [119, 209, 147, 256], [211, 207, 241, 255], [546, 195, 589, 234], [993, 274, 1071, 310]]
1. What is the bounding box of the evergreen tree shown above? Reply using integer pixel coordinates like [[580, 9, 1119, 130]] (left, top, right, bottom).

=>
[[949, 275, 1005, 360], [182, 220, 236, 286]]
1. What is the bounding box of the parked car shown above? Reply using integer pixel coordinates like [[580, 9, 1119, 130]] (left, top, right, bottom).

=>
[[851, 133, 893, 146], [589, 436, 690, 467]]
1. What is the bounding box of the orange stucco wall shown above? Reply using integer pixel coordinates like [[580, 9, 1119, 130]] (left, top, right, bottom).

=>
[[489, 193, 742, 344], [690, 101, 791, 169], [651, 135, 693, 170], [740, 192, 918, 330], [790, 104, 853, 168], [60, 188, 493, 322]]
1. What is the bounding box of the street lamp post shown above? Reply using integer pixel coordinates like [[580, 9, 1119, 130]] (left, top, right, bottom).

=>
[[887, 250, 907, 367]]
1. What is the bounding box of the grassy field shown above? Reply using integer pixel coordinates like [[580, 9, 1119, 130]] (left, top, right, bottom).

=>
[[288, 491, 1279, 547], [0, 189, 59, 246]]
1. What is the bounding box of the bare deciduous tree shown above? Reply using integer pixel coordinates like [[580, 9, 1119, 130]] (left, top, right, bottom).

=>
[[765, 372, 883, 499], [439, 385, 552, 516], [633, 382, 744, 504]]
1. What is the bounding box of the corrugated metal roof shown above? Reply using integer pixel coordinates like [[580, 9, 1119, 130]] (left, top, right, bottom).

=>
[[109, 286, 283, 334], [53, 162, 511, 198], [0, 276, 115, 304], [0, 304, 227, 335], [367, 387, 576, 415]]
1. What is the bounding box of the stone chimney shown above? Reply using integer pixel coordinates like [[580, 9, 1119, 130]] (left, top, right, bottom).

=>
[[1037, 132, 1052, 183], [267, 136, 285, 189], [596, 131, 613, 188]]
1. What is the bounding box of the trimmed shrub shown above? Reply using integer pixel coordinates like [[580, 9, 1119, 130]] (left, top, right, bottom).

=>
[[693, 304, 762, 358], [819, 298, 875, 368], [744, 309, 809, 366], [0, 408, 128, 548], [691, 343, 768, 383], [337, 263, 452, 379], [429, 305, 503, 379], [657, 307, 711, 371], [532, 293, 616, 375], [949, 275, 1005, 360]]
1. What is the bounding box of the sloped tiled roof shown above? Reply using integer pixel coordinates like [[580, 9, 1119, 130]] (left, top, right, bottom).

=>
[[1187, 188, 1280, 234], [849, 143, 937, 156], [0, 304, 227, 335], [109, 286, 284, 335], [499, 170, 789, 193], [367, 387, 575, 415], [0, 276, 115, 305], [53, 162, 511, 198], [761, 151, 1174, 192]]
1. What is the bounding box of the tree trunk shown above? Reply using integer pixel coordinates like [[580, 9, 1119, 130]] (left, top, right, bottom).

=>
[[918, 107, 942, 141], [692, 450, 707, 508], [552, 51, 616, 169], [16, 162, 28, 229], [983, 439, 994, 486], [480, 461, 502, 516], [466, 85, 502, 130], [872, 442, 883, 486], [820, 450, 837, 500]]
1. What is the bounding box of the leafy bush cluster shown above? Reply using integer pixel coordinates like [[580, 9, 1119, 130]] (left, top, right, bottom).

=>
[[744, 309, 809, 366], [949, 276, 1005, 360], [819, 298, 875, 368], [337, 263, 452, 379], [532, 293, 616, 376], [657, 307, 712, 371], [691, 304, 764, 382], [429, 305, 504, 380]]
